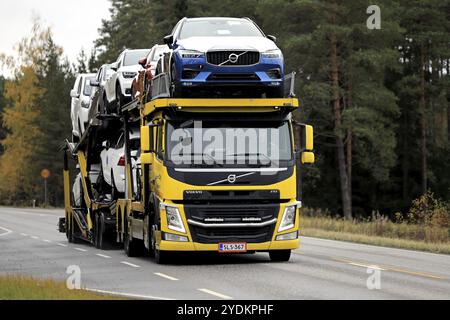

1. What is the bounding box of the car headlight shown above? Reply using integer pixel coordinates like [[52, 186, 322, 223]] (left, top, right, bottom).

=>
[[262, 49, 282, 59], [179, 50, 205, 59], [121, 72, 137, 79], [81, 101, 90, 109], [164, 205, 186, 233], [278, 205, 297, 232]]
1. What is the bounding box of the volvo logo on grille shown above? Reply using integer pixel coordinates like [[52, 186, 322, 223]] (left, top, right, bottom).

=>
[[229, 53, 239, 64], [227, 174, 237, 183]]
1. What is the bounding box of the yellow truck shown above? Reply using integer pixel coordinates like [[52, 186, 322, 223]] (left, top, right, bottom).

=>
[[60, 96, 314, 264]]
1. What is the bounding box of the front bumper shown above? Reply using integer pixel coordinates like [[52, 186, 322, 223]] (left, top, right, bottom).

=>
[[174, 54, 284, 87], [119, 77, 134, 97], [157, 200, 300, 252], [159, 238, 299, 252]]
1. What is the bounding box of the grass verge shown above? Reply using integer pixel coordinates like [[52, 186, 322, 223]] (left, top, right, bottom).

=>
[[0, 275, 121, 300], [300, 216, 450, 254]]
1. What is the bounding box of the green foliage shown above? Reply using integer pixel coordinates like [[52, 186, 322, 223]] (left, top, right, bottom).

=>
[[0, 20, 74, 205]]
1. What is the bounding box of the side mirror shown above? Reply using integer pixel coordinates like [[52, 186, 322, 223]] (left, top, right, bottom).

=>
[[102, 141, 110, 149], [163, 35, 174, 48], [301, 151, 315, 164], [70, 89, 79, 98], [294, 122, 314, 164], [110, 62, 119, 71], [90, 80, 100, 87], [138, 58, 147, 68], [267, 35, 277, 43]]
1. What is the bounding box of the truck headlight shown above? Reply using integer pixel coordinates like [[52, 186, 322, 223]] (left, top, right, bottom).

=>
[[261, 49, 282, 59], [164, 206, 186, 233], [276, 231, 298, 241], [163, 232, 188, 242], [179, 50, 204, 59], [278, 205, 296, 232]]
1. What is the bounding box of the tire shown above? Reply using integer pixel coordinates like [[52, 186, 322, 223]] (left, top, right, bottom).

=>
[[116, 83, 125, 113], [269, 250, 291, 262], [67, 215, 82, 244], [66, 215, 73, 243], [103, 93, 112, 114], [151, 224, 169, 264], [72, 134, 79, 144], [170, 63, 182, 98], [78, 119, 83, 137], [111, 170, 123, 200], [97, 213, 106, 250], [124, 214, 143, 257]]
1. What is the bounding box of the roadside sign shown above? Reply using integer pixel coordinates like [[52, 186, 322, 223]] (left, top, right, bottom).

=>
[[41, 169, 50, 179]]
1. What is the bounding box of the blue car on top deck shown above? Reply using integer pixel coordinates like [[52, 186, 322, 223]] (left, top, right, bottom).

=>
[[159, 17, 284, 98]]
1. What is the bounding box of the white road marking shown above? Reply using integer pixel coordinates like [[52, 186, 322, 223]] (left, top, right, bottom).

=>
[[333, 257, 446, 280], [154, 272, 179, 281], [0, 226, 13, 237], [348, 262, 386, 271], [84, 288, 173, 300], [31, 236, 39, 240], [20, 233, 28, 236], [96, 253, 111, 259], [74, 247, 88, 252], [43, 239, 52, 243], [57, 243, 68, 247], [198, 288, 232, 300], [121, 261, 140, 268]]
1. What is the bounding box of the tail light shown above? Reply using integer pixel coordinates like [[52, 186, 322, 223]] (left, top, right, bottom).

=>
[[117, 155, 126, 166]]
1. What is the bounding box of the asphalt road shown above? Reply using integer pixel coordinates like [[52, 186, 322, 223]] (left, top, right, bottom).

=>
[[1, 206, 450, 300]]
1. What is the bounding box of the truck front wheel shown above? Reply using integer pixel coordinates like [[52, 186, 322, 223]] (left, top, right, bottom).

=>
[[269, 250, 291, 262], [151, 224, 170, 264], [124, 214, 143, 257]]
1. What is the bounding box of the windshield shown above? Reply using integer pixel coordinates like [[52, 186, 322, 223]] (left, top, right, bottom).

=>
[[83, 77, 95, 96], [179, 19, 264, 39], [166, 120, 292, 167], [124, 50, 150, 66], [151, 47, 167, 62]]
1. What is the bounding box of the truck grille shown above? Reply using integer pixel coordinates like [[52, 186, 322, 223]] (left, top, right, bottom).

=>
[[207, 51, 260, 66], [184, 203, 279, 244], [190, 225, 274, 243]]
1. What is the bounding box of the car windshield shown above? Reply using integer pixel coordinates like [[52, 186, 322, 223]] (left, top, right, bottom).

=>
[[83, 77, 95, 96], [124, 50, 150, 66], [179, 19, 264, 39], [151, 47, 167, 62], [166, 120, 292, 167]]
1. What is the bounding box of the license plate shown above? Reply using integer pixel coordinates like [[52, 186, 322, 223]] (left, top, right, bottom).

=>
[[218, 242, 247, 253]]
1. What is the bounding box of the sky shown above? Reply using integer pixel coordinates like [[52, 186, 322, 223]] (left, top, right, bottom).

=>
[[0, 0, 111, 77]]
